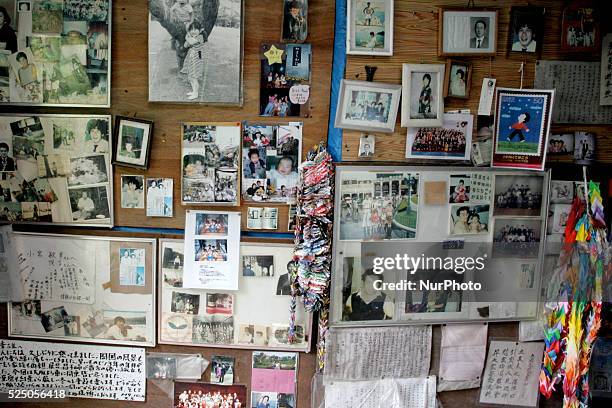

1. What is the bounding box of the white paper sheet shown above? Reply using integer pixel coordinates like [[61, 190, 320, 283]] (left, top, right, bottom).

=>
[[183, 210, 241, 290], [478, 78, 496, 115], [479, 341, 544, 407], [0, 339, 146, 401], [438, 323, 487, 391], [518, 318, 545, 342], [325, 326, 432, 380], [325, 376, 437, 408], [0, 225, 19, 302]]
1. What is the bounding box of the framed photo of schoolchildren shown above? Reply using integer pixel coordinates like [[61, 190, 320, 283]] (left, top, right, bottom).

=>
[[507, 6, 545, 57], [560, 0, 600, 54], [401, 64, 445, 127], [443, 59, 472, 99], [1, 0, 111, 107], [438, 8, 498, 56], [346, 0, 394, 56], [335, 80, 401, 133], [112, 116, 154, 169]]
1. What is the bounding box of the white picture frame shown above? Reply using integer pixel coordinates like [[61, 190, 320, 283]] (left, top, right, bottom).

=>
[[335, 79, 401, 133], [438, 8, 498, 56], [401, 64, 445, 127], [346, 0, 394, 56]]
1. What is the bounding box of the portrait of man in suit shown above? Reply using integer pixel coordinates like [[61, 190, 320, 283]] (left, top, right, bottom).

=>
[[470, 18, 489, 49], [0, 142, 15, 172]]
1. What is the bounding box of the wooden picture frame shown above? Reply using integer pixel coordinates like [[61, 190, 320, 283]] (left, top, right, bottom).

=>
[[438, 8, 498, 56], [112, 116, 154, 170], [560, 0, 600, 54], [346, 0, 394, 56], [401, 63, 445, 127], [443, 59, 472, 99], [506, 6, 545, 58]]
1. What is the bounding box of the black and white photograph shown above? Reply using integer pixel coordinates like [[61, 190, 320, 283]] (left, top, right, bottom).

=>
[[493, 218, 541, 258], [550, 203, 571, 234], [40, 305, 68, 332], [335, 79, 401, 133], [146, 178, 173, 217], [17, 1, 30, 12], [162, 241, 184, 287], [183, 124, 216, 146], [242, 255, 274, 277], [508, 6, 544, 55], [37, 154, 70, 177], [358, 133, 375, 158], [171, 291, 200, 315], [276, 260, 297, 296], [343, 268, 394, 321], [444, 59, 471, 99], [401, 64, 445, 127], [493, 175, 544, 217], [449, 204, 490, 236], [194, 239, 227, 262], [550, 180, 574, 204], [210, 355, 234, 385], [574, 131, 595, 165], [192, 315, 234, 345], [148, 356, 177, 379], [11, 116, 45, 161], [68, 185, 110, 222], [246, 207, 278, 230], [439, 9, 498, 56], [120, 175, 145, 209], [547, 133, 574, 154], [195, 212, 228, 235], [238, 324, 269, 346], [404, 269, 463, 314], [21, 201, 52, 222], [113, 116, 154, 169], [13, 299, 41, 319], [32, 178, 57, 202], [0, 141, 15, 171], [281, 0, 307, 43], [68, 155, 109, 187], [346, 0, 393, 56], [148, 0, 243, 104], [449, 174, 470, 203], [63, 315, 80, 336]]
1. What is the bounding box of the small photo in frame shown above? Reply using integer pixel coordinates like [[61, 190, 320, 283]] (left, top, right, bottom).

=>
[[335, 79, 401, 133], [358, 133, 375, 158], [438, 8, 498, 56], [346, 0, 393, 56], [561, 1, 600, 54], [507, 6, 545, 56], [113, 116, 154, 169], [401, 64, 445, 127], [444, 59, 472, 99]]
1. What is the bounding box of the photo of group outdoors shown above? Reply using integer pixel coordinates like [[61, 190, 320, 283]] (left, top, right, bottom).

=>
[[406, 114, 472, 160], [260, 43, 311, 117], [493, 218, 542, 258], [339, 171, 419, 240], [181, 123, 240, 205], [241, 123, 301, 203], [493, 174, 544, 217], [210, 355, 234, 385], [347, 0, 393, 55], [1, 0, 110, 106]]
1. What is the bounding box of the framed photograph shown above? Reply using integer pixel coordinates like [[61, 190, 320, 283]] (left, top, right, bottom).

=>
[[547, 133, 574, 155], [2, 0, 111, 107], [444, 59, 472, 99], [335, 80, 401, 133], [112, 116, 153, 169], [358, 133, 375, 158], [281, 0, 307, 43], [438, 8, 498, 56], [401, 64, 445, 127], [181, 122, 240, 206], [507, 6, 545, 56], [491, 88, 555, 171], [346, 0, 393, 56], [560, 0, 600, 54], [148, 0, 243, 105], [405, 113, 472, 161]]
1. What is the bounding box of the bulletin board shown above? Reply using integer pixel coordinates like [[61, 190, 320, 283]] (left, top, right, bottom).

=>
[[331, 165, 550, 326], [8, 232, 156, 347], [159, 239, 312, 352]]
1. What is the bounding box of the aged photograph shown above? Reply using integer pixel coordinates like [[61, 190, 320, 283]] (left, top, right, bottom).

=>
[[561, 2, 599, 53], [493, 174, 544, 217], [68, 155, 109, 186], [343, 268, 394, 321], [119, 248, 146, 286], [347, 0, 393, 56], [404, 269, 463, 313], [41, 305, 68, 332], [206, 293, 233, 315], [171, 291, 200, 314], [444, 59, 471, 99], [401, 64, 445, 127], [120, 175, 145, 209], [358, 133, 375, 158], [549, 180, 573, 204], [148, 356, 177, 379], [449, 174, 470, 203], [68, 185, 110, 221], [195, 212, 228, 235], [194, 239, 227, 261], [191, 315, 234, 345], [281, 0, 307, 43], [439, 9, 498, 55], [161, 240, 184, 287], [449, 204, 489, 236], [37, 154, 70, 177], [493, 218, 541, 258], [146, 178, 173, 217], [574, 131, 595, 164], [508, 6, 544, 55], [547, 133, 574, 154], [113, 116, 153, 169], [210, 355, 234, 385], [238, 324, 268, 345], [242, 255, 274, 277]]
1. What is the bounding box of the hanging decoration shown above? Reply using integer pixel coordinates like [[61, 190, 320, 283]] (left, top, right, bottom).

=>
[[540, 180, 610, 407], [288, 142, 334, 371]]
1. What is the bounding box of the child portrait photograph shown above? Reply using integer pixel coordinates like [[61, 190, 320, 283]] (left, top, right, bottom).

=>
[[281, 0, 307, 43], [113, 116, 153, 169], [120, 175, 145, 209], [347, 0, 393, 56], [449, 174, 470, 203]]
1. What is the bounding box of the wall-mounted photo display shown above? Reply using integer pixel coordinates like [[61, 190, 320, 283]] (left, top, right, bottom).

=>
[[346, 0, 393, 56], [174, 382, 247, 408], [335, 79, 401, 133], [560, 0, 600, 54], [281, 0, 307, 43], [260, 43, 311, 117], [120, 174, 144, 209], [146, 177, 173, 217], [158, 239, 311, 351], [401, 64, 445, 128], [405, 113, 472, 161], [181, 122, 240, 206], [241, 122, 302, 204], [0, 0, 111, 106], [507, 6, 545, 56], [438, 8, 498, 56], [8, 232, 156, 347], [444, 59, 472, 99], [492, 88, 555, 171], [0, 114, 113, 226], [112, 116, 153, 170], [148, 0, 243, 105]]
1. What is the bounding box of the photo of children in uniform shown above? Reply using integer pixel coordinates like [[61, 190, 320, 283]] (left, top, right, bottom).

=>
[[10, 115, 44, 161], [68, 154, 108, 186], [162, 241, 184, 287], [119, 247, 146, 286], [509, 7, 543, 54], [174, 382, 246, 408], [102, 311, 147, 342], [282, 0, 307, 43], [191, 315, 234, 345], [194, 239, 227, 262], [68, 185, 110, 221], [493, 218, 541, 258], [147, 356, 177, 379], [343, 268, 394, 321], [260, 43, 306, 117], [63, 315, 80, 336], [41, 305, 67, 332], [410, 72, 439, 120], [120, 175, 144, 209], [574, 132, 595, 164], [406, 114, 471, 159], [210, 356, 234, 385], [450, 204, 489, 236], [242, 255, 274, 277], [238, 324, 269, 346], [549, 180, 573, 204], [495, 93, 547, 156], [449, 175, 470, 203], [547, 133, 574, 154], [339, 172, 419, 240], [171, 291, 200, 314], [493, 175, 543, 217], [195, 213, 228, 235], [404, 269, 463, 313]]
